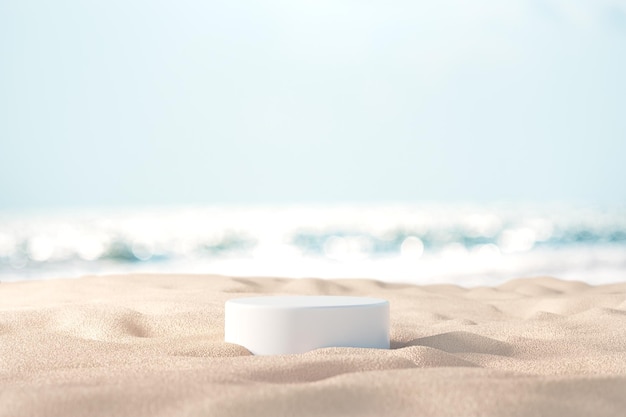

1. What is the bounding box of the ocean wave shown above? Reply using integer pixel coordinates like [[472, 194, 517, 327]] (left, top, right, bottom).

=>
[[1, 204, 625, 283]]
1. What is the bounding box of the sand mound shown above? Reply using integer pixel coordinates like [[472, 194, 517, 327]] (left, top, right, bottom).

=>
[[1, 274, 626, 416]]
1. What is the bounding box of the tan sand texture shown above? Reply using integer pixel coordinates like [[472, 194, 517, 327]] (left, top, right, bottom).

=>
[[1, 274, 625, 416]]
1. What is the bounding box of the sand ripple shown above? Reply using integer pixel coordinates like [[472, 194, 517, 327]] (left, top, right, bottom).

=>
[[1, 274, 626, 416]]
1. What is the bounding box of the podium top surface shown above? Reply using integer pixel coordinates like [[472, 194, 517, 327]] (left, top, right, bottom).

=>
[[226, 296, 388, 309]]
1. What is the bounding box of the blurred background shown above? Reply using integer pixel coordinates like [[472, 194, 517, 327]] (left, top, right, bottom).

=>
[[1, 0, 625, 284]]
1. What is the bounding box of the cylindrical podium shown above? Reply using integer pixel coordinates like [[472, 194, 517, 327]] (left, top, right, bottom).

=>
[[225, 296, 390, 355]]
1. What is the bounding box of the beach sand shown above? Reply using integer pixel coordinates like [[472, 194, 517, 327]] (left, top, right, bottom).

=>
[[1, 274, 625, 416]]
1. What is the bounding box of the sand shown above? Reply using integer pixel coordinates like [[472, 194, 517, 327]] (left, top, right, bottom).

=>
[[1, 274, 625, 417]]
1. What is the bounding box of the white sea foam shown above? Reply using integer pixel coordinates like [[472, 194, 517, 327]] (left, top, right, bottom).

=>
[[1, 203, 624, 285]]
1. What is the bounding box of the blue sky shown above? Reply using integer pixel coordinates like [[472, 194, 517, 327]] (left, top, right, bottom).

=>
[[1, 0, 625, 209]]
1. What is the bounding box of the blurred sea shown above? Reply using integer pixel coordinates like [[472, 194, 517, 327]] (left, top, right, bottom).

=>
[[1, 203, 625, 286]]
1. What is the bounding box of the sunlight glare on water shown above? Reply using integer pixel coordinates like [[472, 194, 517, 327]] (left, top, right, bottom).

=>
[[0, 203, 625, 285]]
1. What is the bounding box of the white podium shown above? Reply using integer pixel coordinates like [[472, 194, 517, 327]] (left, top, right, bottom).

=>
[[225, 296, 390, 355]]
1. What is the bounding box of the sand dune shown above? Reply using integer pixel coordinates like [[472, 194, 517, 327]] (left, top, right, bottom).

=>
[[1, 274, 626, 416]]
